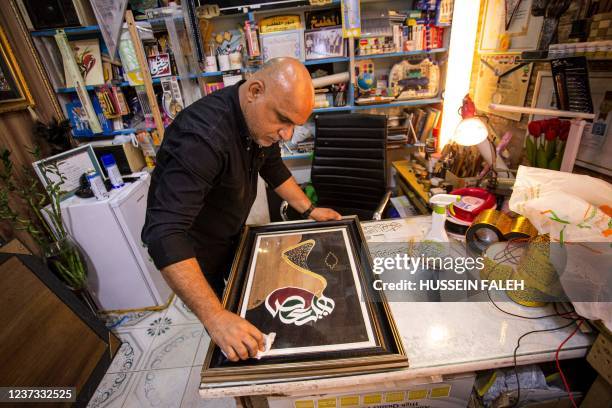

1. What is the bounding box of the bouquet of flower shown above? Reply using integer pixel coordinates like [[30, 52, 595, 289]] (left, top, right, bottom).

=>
[[526, 118, 571, 170]]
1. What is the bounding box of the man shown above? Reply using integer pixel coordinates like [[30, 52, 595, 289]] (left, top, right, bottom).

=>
[[142, 58, 341, 363]]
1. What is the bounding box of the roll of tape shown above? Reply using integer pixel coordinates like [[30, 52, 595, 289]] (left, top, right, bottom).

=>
[[465, 210, 512, 255], [505, 216, 538, 240], [445, 219, 469, 236]]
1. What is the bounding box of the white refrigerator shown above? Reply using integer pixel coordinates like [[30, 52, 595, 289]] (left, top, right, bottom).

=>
[[57, 173, 172, 311]]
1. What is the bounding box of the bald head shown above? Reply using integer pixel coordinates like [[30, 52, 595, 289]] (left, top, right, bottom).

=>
[[252, 58, 314, 99], [239, 58, 315, 147]]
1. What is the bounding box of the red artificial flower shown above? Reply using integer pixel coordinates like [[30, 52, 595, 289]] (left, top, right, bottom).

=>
[[559, 126, 570, 141], [545, 128, 557, 141], [548, 118, 561, 132], [539, 119, 549, 134], [560, 120, 571, 133], [528, 121, 542, 137]]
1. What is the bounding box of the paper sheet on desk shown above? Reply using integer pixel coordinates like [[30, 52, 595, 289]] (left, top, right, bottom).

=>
[[509, 166, 612, 329]]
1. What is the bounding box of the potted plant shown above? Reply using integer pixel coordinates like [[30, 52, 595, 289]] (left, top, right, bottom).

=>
[[0, 146, 96, 314]]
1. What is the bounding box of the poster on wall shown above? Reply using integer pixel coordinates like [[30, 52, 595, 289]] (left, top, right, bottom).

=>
[[474, 54, 533, 121], [479, 0, 543, 53], [530, 71, 612, 176], [202, 218, 407, 385]]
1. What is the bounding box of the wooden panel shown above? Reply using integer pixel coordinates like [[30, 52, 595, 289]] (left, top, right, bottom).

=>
[[0, 239, 31, 255], [0, 257, 107, 389]]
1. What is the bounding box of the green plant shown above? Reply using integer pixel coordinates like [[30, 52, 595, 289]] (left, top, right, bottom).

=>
[[0, 147, 87, 289]]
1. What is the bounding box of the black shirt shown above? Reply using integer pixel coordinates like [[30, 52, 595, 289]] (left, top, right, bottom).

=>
[[142, 82, 292, 281]]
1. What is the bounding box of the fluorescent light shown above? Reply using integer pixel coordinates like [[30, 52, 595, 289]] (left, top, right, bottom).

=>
[[439, 0, 482, 149]]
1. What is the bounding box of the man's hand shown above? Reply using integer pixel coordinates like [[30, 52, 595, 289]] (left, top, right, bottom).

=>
[[205, 309, 265, 362], [310, 207, 341, 221]]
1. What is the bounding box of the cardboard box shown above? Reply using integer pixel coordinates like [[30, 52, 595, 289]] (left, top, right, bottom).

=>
[[586, 331, 612, 385]]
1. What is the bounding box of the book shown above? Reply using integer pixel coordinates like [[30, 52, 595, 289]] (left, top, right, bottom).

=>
[[63, 38, 105, 88], [66, 97, 113, 137], [420, 108, 440, 143]]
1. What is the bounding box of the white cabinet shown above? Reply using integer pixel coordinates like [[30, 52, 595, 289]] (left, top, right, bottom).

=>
[[59, 173, 172, 311]]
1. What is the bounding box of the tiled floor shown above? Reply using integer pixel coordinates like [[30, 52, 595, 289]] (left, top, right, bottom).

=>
[[90, 296, 236, 408]]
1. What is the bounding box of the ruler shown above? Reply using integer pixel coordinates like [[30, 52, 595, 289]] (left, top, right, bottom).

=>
[[54, 30, 102, 134]]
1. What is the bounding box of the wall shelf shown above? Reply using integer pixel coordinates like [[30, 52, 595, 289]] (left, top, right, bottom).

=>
[[354, 48, 447, 60], [304, 57, 349, 65], [351, 97, 442, 110], [31, 25, 101, 37], [55, 76, 204, 93], [312, 106, 353, 113], [282, 153, 312, 161], [201, 70, 242, 77]]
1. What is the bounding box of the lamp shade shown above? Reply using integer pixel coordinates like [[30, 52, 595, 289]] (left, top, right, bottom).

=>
[[453, 117, 488, 146]]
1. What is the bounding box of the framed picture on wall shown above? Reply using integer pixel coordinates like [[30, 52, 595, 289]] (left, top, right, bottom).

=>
[[529, 71, 612, 176], [0, 25, 34, 114], [305, 27, 344, 60], [260, 30, 305, 62], [202, 217, 407, 386]]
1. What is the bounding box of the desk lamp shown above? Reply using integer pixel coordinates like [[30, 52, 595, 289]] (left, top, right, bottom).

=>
[[452, 95, 513, 189]]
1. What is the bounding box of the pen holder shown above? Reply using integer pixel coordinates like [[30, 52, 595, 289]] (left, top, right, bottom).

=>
[[217, 54, 230, 71], [205, 56, 218, 73]]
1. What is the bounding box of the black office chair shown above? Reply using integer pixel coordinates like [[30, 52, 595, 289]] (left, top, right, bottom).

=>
[[281, 113, 391, 221]]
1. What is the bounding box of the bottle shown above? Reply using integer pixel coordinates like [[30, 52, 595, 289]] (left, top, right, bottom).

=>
[[424, 194, 461, 242], [101, 154, 124, 189], [86, 169, 109, 200]]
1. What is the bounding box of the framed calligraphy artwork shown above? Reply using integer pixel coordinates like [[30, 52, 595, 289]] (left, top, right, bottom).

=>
[[202, 217, 407, 387]]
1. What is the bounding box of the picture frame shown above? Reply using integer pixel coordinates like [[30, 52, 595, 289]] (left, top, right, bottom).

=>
[[305, 27, 344, 60], [32, 144, 105, 200], [260, 29, 305, 62], [0, 25, 34, 114], [478, 0, 543, 54], [63, 38, 105, 87], [202, 217, 407, 387], [529, 70, 612, 176]]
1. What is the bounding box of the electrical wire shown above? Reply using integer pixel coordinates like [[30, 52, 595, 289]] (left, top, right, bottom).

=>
[[479, 237, 584, 407], [511, 319, 579, 407], [555, 320, 584, 408]]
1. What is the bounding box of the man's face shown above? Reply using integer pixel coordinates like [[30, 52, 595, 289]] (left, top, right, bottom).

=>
[[244, 83, 313, 147]]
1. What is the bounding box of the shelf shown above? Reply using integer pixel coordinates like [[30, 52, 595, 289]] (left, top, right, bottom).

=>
[[355, 48, 447, 60], [351, 97, 442, 110], [282, 153, 312, 161], [312, 106, 353, 113], [31, 25, 101, 37], [73, 128, 157, 138], [304, 57, 349, 65], [56, 76, 200, 93], [201, 70, 243, 77]]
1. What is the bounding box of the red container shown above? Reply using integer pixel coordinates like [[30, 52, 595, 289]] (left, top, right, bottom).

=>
[[448, 187, 496, 223]]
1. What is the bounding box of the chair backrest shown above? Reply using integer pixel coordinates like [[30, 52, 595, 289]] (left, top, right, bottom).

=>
[[312, 113, 387, 219]]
